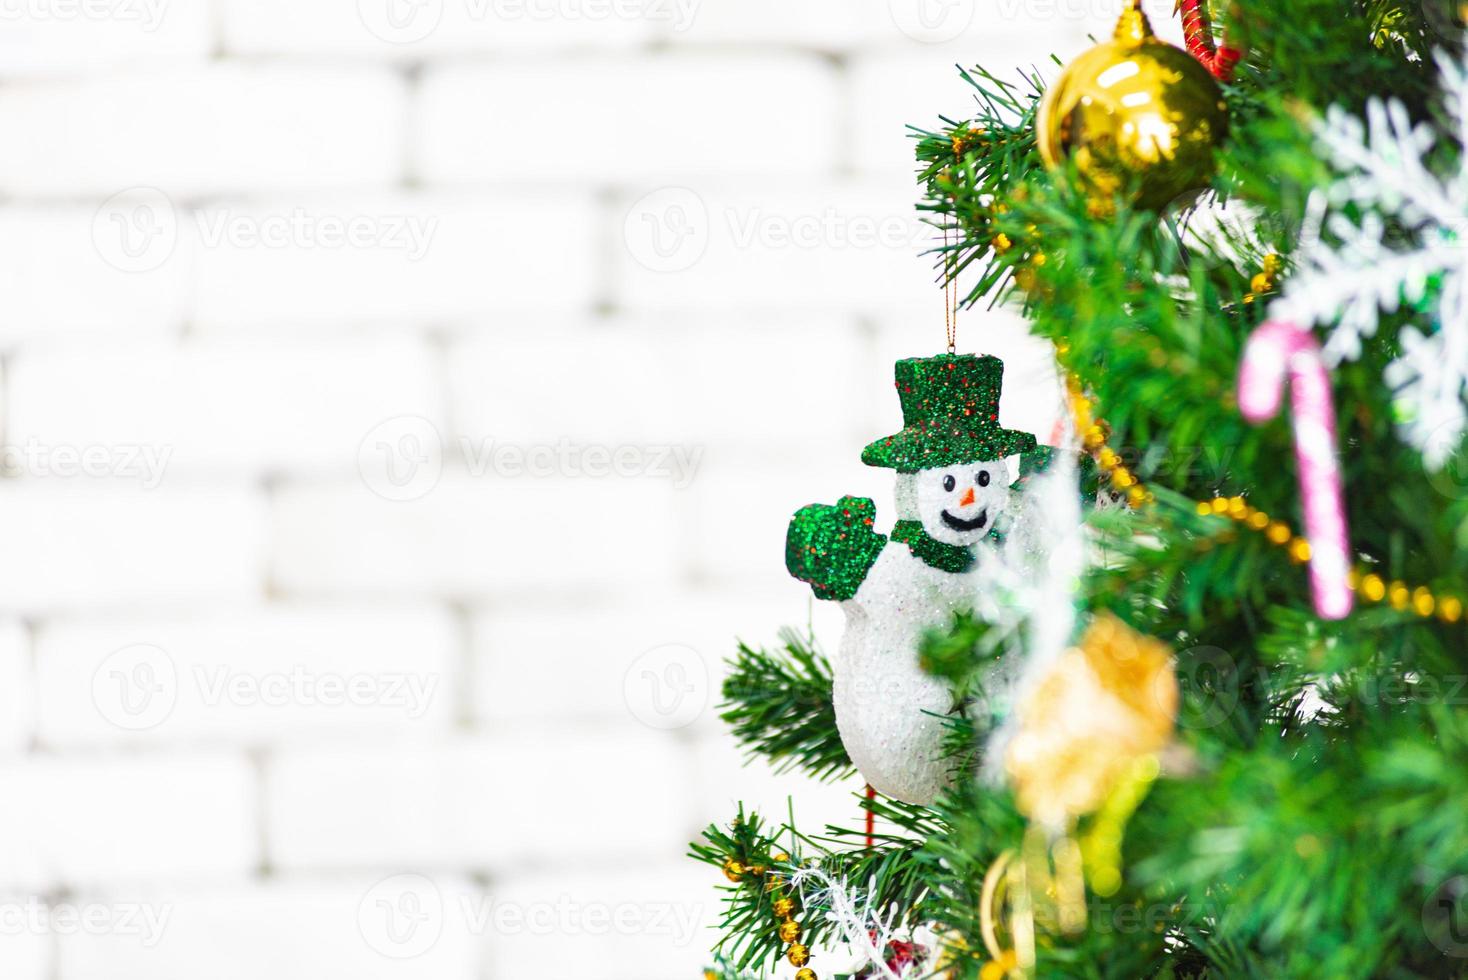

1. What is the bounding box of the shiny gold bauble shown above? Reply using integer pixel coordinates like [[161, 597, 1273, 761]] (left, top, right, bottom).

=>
[[722, 858, 745, 883], [771, 897, 796, 918], [777, 919, 802, 943], [1036, 1, 1228, 211], [795, 970, 817, 980], [787, 943, 812, 967]]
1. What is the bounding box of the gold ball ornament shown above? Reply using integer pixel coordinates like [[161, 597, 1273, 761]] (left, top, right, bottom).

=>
[[1005, 614, 1178, 828], [777, 919, 802, 943], [787, 943, 811, 967], [795, 971, 817, 980], [1036, 0, 1228, 211], [722, 858, 745, 883]]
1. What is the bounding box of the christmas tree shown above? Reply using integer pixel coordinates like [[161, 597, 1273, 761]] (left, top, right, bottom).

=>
[[692, 1, 1468, 978]]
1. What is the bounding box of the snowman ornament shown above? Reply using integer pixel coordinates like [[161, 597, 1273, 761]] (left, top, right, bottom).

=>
[[786, 354, 1038, 804]]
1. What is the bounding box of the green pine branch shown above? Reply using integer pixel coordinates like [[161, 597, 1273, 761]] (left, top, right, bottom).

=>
[[689, 804, 939, 974], [720, 628, 854, 783]]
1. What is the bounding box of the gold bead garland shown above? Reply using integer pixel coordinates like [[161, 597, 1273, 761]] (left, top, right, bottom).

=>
[[1191, 496, 1314, 565], [1071, 386, 1154, 508], [1072, 384, 1465, 624], [1242, 253, 1283, 306], [717, 854, 819, 977]]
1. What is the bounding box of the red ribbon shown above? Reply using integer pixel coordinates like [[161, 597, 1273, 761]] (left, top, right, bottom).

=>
[[1179, 0, 1243, 82]]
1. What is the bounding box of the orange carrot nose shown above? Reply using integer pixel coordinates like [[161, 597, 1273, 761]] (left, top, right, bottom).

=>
[[959, 487, 976, 507]]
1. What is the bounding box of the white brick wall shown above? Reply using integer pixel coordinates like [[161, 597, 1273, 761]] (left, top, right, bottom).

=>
[[0, 67, 408, 196], [0, 0, 1113, 973], [0, 753, 257, 889], [417, 56, 842, 182]]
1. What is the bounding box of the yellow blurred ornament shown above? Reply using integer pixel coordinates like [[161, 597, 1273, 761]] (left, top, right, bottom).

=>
[[1005, 614, 1178, 829], [1036, 0, 1228, 211]]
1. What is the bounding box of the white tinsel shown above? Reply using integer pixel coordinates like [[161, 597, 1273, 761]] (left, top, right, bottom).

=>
[[1272, 49, 1468, 469], [969, 445, 1087, 782], [788, 866, 912, 980]]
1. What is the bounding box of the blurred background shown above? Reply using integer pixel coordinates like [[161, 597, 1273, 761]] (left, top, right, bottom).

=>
[[0, 0, 1178, 976]]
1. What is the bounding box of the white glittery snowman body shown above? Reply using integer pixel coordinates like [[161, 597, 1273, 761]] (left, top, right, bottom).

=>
[[832, 458, 1014, 805]]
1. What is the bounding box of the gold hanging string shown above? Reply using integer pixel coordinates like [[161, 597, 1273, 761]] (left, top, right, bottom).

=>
[[944, 221, 958, 354]]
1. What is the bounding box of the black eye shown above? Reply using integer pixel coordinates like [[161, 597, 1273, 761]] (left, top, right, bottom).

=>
[[977, 470, 991, 487], [942, 475, 956, 492]]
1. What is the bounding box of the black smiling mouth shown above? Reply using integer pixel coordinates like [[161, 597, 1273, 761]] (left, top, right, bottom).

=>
[[940, 508, 988, 532]]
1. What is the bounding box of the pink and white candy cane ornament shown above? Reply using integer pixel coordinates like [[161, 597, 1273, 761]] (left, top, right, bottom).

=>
[[1237, 319, 1355, 620]]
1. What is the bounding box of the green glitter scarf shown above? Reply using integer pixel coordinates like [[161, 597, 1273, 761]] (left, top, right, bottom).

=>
[[890, 520, 976, 574]]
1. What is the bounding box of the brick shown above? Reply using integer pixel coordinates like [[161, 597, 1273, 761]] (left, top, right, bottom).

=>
[[0, 484, 266, 615], [9, 338, 439, 479], [192, 194, 598, 329], [0, 0, 209, 78], [34, 606, 457, 747], [0, 67, 406, 196], [657, 313, 872, 447], [849, 44, 1080, 175], [0, 754, 256, 889], [265, 731, 688, 870], [448, 314, 868, 450], [0, 205, 191, 342], [667, 0, 1145, 49], [221, 0, 655, 56], [483, 865, 714, 980], [692, 736, 871, 843], [56, 879, 481, 980], [662, 0, 884, 48], [472, 586, 842, 733], [0, 622, 34, 754], [416, 56, 839, 182], [270, 476, 678, 599], [613, 179, 938, 315], [0, 929, 47, 980], [447, 321, 682, 448], [681, 443, 885, 584]]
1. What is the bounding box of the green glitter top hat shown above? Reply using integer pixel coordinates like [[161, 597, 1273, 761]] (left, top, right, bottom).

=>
[[861, 354, 1037, 472]]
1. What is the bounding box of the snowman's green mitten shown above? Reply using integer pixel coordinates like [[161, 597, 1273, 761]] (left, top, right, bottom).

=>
[[785, 496, 887, 602]]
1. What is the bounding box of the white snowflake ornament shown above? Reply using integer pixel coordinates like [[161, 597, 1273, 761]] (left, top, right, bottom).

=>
[[1272, 50, 1468, 468]]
